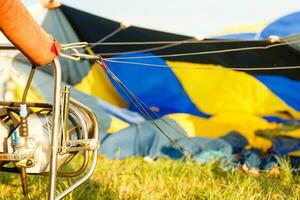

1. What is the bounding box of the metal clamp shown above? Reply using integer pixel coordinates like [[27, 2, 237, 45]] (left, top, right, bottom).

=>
[[59, 42, 103, 62]]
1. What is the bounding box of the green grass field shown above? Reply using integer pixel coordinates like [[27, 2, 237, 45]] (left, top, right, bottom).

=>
[[0, 156, 299, 200]]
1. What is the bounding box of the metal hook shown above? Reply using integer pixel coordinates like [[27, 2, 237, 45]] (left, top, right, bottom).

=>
[[58, 42, 104, 62], [58, 42, 89, 61]]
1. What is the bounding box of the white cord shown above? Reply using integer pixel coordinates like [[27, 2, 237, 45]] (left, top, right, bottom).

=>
[[90, 23, 130, 49], [104, 39, 300, 60], [105, 59, 300, 71], [88, 39, 246, 46]]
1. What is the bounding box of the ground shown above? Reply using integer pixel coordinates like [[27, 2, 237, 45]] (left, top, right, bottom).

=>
[[0, 156, 299, 200]]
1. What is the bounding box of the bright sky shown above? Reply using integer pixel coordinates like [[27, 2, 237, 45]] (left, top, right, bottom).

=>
[[24, 0, 300, 37]]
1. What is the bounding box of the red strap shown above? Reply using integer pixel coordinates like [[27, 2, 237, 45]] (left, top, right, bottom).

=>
[[50, 41, 59, 56], [100, 58, 108, 71]]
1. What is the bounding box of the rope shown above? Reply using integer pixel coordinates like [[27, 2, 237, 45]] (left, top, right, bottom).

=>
[[104, 39, 300, 60], [90, 23, 130, 49], [90, 26, 123, 49], [88, 39, 257, 46], [99, 62, 213, 178], [99, 38, 198, 56], [105, 59, 300, 71]]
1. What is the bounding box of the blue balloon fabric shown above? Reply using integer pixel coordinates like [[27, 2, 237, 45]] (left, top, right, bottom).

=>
[[258, 12, 300, 39]]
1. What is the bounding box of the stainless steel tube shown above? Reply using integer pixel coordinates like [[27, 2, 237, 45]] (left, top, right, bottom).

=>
[[48, 58, 62, 200], [55, 109, 99, 200], [56, 151, 98, 200], [62, 86, 71, 145]]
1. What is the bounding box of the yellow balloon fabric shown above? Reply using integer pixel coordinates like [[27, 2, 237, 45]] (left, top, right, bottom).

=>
[[9, 74, 46, 103], [107, 116, 130, 134], [212, 21, 267, 37], [167, 113, 277, 151], [167, 61, 300, 118], [75, 62, 128, 108]]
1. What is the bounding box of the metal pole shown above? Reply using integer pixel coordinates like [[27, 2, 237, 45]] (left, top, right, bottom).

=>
[[48, 58, 62, 200], [62, 86, 71, 147]]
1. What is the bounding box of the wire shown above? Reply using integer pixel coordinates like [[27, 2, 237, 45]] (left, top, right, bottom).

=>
[[106, 66, 208, 151], [104, 39, 300, 60], [98, 61, 215, 178], [88, 39, 258, 46], [90, 27, 124, 49], [90, 23, 131, 49], [105, 59, 300, 71], [99, 38, 198, 56]]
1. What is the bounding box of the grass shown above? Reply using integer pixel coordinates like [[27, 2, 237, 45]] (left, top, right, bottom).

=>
[[0, 156, 300, 200]]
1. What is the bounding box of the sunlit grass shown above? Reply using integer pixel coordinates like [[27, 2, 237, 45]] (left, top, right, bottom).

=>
[[0, 156, 299, 199]]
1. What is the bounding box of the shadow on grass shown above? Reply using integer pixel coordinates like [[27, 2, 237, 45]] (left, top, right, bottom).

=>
[[0, 171, 20, 186]]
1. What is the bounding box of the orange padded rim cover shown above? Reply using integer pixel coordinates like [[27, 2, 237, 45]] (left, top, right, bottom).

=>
[[0, 0, 60, 66]]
